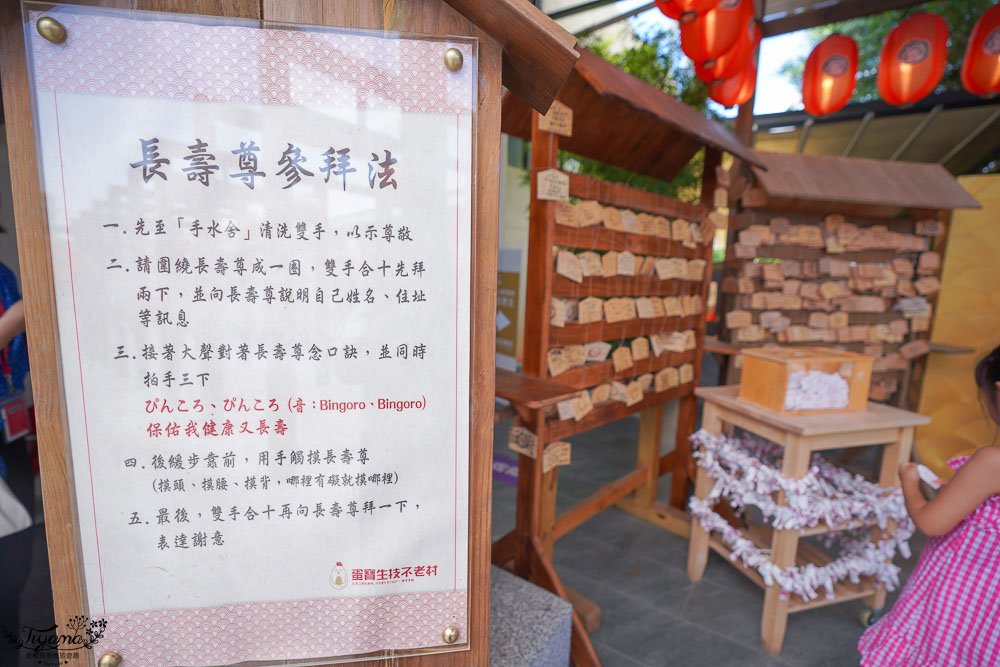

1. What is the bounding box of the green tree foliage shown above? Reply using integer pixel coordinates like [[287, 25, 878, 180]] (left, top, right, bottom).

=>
[[558, 27, 715, 202], [780, 1, 995, 104]]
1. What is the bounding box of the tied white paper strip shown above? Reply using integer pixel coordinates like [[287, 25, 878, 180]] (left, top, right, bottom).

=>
[[688, 430, 914, 602], [784, 370, 849, 411]]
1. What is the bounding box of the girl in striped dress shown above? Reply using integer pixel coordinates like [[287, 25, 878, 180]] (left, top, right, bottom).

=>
[[858, 345, 1000, 666]]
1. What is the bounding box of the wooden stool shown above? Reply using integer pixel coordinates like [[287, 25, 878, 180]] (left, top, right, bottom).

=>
[[686, 385, 929, 655]]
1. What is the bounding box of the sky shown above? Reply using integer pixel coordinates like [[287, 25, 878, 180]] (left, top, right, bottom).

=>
[[614, 0, 812, 118]]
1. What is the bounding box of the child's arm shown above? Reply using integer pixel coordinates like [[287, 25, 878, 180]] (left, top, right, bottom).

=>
[[0, 299, 24, 349], [899, 447, 1000, 537]]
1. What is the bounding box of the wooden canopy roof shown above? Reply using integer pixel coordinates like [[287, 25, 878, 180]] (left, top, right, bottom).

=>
[[444, 0, 578, 113], [750, 150, 981, 214], [501, 47, 761, 182]]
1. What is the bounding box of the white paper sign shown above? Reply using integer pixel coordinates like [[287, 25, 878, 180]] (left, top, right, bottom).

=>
[[27, 8, 474, 665]]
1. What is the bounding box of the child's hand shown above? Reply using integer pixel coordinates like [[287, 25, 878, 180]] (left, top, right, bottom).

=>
[[899, 461, 920, 485]]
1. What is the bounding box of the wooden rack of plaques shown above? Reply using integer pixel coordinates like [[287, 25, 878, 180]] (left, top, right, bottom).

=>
[[491, 47, 762, 666], [718, 151, 980, 410]]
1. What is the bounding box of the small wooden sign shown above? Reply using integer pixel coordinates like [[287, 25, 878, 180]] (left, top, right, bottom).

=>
[[538, 168, 569, 201], [679, 363, 695, 384], [624, 381, 644, 406], [555, 250, 583, 283], [554, 201, 576, 227], [538, 100, 573, 137], [631, 336, 651, 361], [508, 425, 539, 458], [578, 251, 603, 277], [542, 440, 572, 472], [612, 346, 635, 373], [547, 348, 570, 377], [578, 297, 604, 324], [575, 200, 604, 227]]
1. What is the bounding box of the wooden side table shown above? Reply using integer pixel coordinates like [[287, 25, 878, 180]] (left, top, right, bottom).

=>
[[686, 385, 930, 655]]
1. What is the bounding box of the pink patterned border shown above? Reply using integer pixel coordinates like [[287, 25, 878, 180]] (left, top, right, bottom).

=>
[[29, 10, 474, 114], [98, 590, 466, 666]]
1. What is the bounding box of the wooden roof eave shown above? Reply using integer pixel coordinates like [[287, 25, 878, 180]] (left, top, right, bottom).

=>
[[501, 47, 761, 182], [443, 0, 579, 114]]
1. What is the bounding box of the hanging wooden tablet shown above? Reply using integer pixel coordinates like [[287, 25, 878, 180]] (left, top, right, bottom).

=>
[[575, 200, 604, 227], [571, 391, 594, 421], [578, 251, 603, 277], [554, 201, 576, 227], [584, 341, 612, 363], [638, 372, 654, 392], [914, 276, 941, 295], [578, 297, 604, 325], [557, 399, 576, 421], [612, 346, 634, 373], [591, 383, 612, 403], [565, 344, 587, 368], [621, 210, 639, 233], [602, 251, 619, 278], [636, 297, 658, 319], [636, 213, 656, 236], [917, 252, 941, 275], [631, 336, 650, 361], [617, 250, 637, 276], [550, 298, 568, 328], [542, 441, 572, 473], [610, 381, 628, 402], [624, 381, 644, 407], [556, 250, 583, 283], [604, 297, 636, 323], [679, 363, 694, 384], [726, 310, 752, 329], [603, 207, 624, 231], [655, 216, 672, 239], [508, 425, 539, 458], [547, 348, 570, 377], [663, 297, 683, 317]]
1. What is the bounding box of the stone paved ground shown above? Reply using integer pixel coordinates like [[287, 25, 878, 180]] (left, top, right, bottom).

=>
[[492, 418, 923, 667]]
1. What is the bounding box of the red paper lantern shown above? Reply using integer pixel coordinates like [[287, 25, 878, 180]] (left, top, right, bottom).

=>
[[961, 4, 1000, 96], [802, 34, 858, 116], [654, 0, 719, 24], [709, 54, 756, 108], [877, 13, 949, 106], [696, 14, 760, 83], [681, 0, 751, 65]]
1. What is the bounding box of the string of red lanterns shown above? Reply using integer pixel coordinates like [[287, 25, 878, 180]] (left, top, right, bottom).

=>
[[653, 2, 1000, 112]]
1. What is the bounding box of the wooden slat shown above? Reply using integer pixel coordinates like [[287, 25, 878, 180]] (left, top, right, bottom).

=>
[[550, 314, 700, 346], [553, 349, 696, 389], [567, 172, 710, 220], [552, 468, 648, 540], [496, 368, 580, 408], [554, 225, 704, 257], [442, 0, 578, 114], [761, 0, 927, 38], [696, 385, 929, 436], [552, 275, 695, 298], [546, 381, 694, 440]]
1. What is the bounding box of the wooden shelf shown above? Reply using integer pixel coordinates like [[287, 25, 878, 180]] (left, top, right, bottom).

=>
[[546, 381, 694, 440], [550, 314, 700, 346], [552, 275, 699, 298], [552, 349, 696, 389], [553, 225, 704, 257], [567, 172, 710, 220]]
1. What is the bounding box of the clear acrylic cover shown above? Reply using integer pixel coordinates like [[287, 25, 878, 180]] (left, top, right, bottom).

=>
[[23, 2, 476, 664]]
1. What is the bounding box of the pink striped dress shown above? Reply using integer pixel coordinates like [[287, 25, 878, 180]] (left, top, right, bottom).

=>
[[858, 456, 1000, 666]]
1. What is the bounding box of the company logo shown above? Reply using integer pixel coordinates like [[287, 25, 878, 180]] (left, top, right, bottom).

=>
[[3, 615, 106, 660], [898, 39, 930, 65], [822, 54, 849, 77], [329, 561, 349, 590], [985, 27, 1000, 56]]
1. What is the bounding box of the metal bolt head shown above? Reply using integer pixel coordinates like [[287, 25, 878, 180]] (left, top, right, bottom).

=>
[[36, 16, 66, 44], [443, 47, 463, 73], [98, 652, 123, 667], [442, 625, 460, 644]]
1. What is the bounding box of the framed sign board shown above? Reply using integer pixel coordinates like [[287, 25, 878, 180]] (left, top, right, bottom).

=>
[[2, 1, 509, 665]]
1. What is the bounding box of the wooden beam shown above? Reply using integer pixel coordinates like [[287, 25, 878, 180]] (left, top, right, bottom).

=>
[[761, 0, 925, 38]]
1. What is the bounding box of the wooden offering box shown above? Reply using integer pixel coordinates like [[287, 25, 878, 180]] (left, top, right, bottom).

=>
[[739, 347, 873, 416]]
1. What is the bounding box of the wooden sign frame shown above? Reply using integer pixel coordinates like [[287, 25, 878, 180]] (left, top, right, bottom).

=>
[[0, 1, 500, 665]]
